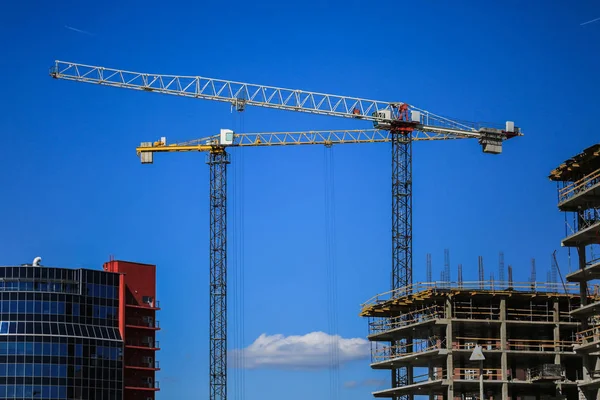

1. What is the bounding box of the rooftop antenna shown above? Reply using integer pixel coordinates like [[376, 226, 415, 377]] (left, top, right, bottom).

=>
[[508, 265, 513, 288], [458, 264, 463, 288]]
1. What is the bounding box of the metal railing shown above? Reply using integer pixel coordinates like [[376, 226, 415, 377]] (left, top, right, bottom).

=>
[[575, 326, 600, 346], [453, 303, 501, 320], [361, 281, 580, 308], [454, 368, 503, 381], [368, 303, 580, 336], [125, 339, 160, 349], [507, 338, 576, 352], [126, 317, 160, 329], [559, 168, 600, 204], [126, 299, 160, 308], [506, 307, 576, 323], [125, 379, 159, 389], [389, 370, 445, 386], [127, 359, 160, 369], [369, 305, 445, 335], [454, 337, 501, 351], [371, 338, 445, 362]]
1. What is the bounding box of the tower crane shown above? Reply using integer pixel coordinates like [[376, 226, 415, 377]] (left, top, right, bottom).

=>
[[49, 60, 522, 400]]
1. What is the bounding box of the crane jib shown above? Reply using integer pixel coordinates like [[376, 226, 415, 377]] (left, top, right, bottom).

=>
[[50, 60, 519, 140]]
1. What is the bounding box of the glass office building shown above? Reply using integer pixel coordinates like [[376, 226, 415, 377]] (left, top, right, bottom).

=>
[[0, 264, 123, 399]]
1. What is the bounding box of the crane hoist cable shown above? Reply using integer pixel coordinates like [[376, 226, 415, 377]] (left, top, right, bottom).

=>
[[238, 114, 246, 400], [230, 111, 246, 400], [324, 145, 340, 400]]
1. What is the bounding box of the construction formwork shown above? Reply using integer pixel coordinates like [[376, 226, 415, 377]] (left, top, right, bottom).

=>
[[550, 143, 600, 400], [360, 280, 598, 400]]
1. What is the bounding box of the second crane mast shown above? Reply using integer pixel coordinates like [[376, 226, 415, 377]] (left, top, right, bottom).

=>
[[50, 61, 521, 400]]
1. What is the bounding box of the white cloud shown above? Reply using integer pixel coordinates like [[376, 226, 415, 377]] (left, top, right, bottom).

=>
[[230, 331, 369, 370]]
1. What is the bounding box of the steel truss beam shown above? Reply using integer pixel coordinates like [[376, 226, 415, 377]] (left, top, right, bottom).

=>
[[208, 150, 229, 400], [169, 129, 464, 149], [391, 131, 413, 400], [50, 60, 495, 134]]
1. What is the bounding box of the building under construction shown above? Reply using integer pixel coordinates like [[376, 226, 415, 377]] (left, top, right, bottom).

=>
[[360, 279, 593, 400], [550, 143, 600, 400], [359, 143, 600, 400]]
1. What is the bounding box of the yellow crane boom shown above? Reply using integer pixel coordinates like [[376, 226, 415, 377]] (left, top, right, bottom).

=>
[[136, 128, 468, 163]]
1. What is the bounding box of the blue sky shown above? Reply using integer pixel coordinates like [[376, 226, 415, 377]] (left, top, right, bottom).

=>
[[1, 0, 600, 399]]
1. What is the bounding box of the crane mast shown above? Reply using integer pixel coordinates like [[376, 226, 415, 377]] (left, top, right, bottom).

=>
[[50, 60, 521, 400], [208, 149, 228, 400]]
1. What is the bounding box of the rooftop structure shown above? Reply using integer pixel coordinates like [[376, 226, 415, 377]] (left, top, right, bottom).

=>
[[360, 280, 597, 400], [551, 143, 600, 399]]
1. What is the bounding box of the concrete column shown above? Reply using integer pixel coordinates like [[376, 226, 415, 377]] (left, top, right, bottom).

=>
[[583, 354, 592, 382], [554, 299, 561, 365], [446, 298, 454, 400], [578, 245, 588, 307], [429, 360, 434, 380], [428, 360, 435, 400], [500, 298, 508, 400]]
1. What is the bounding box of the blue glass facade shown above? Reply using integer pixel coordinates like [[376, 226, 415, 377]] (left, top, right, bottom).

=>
[[0, 266, 123, 399]]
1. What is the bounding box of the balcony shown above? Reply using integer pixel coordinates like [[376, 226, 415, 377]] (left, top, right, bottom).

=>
[[507, 338, 576, 353], [125, 380, 160, 391], [506, 306, 577, 323], [454, 368, 503, 381], [126, 299, 161, 310], [453, 337, 576, 353], [126, 317, 160, 330], [454, 337, 502, 351], [557, 168, 600, 211], [574, 326, 600, 352], [571, 300, 600, 318], [372, 370, 446, 398], [125, 359, 160, 371], [566, 260, 600, 282], [125, 339, 160, 350], [371, 337, 447, 368], [368, 304, 445, 339], [562, 220, 600, 248]]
